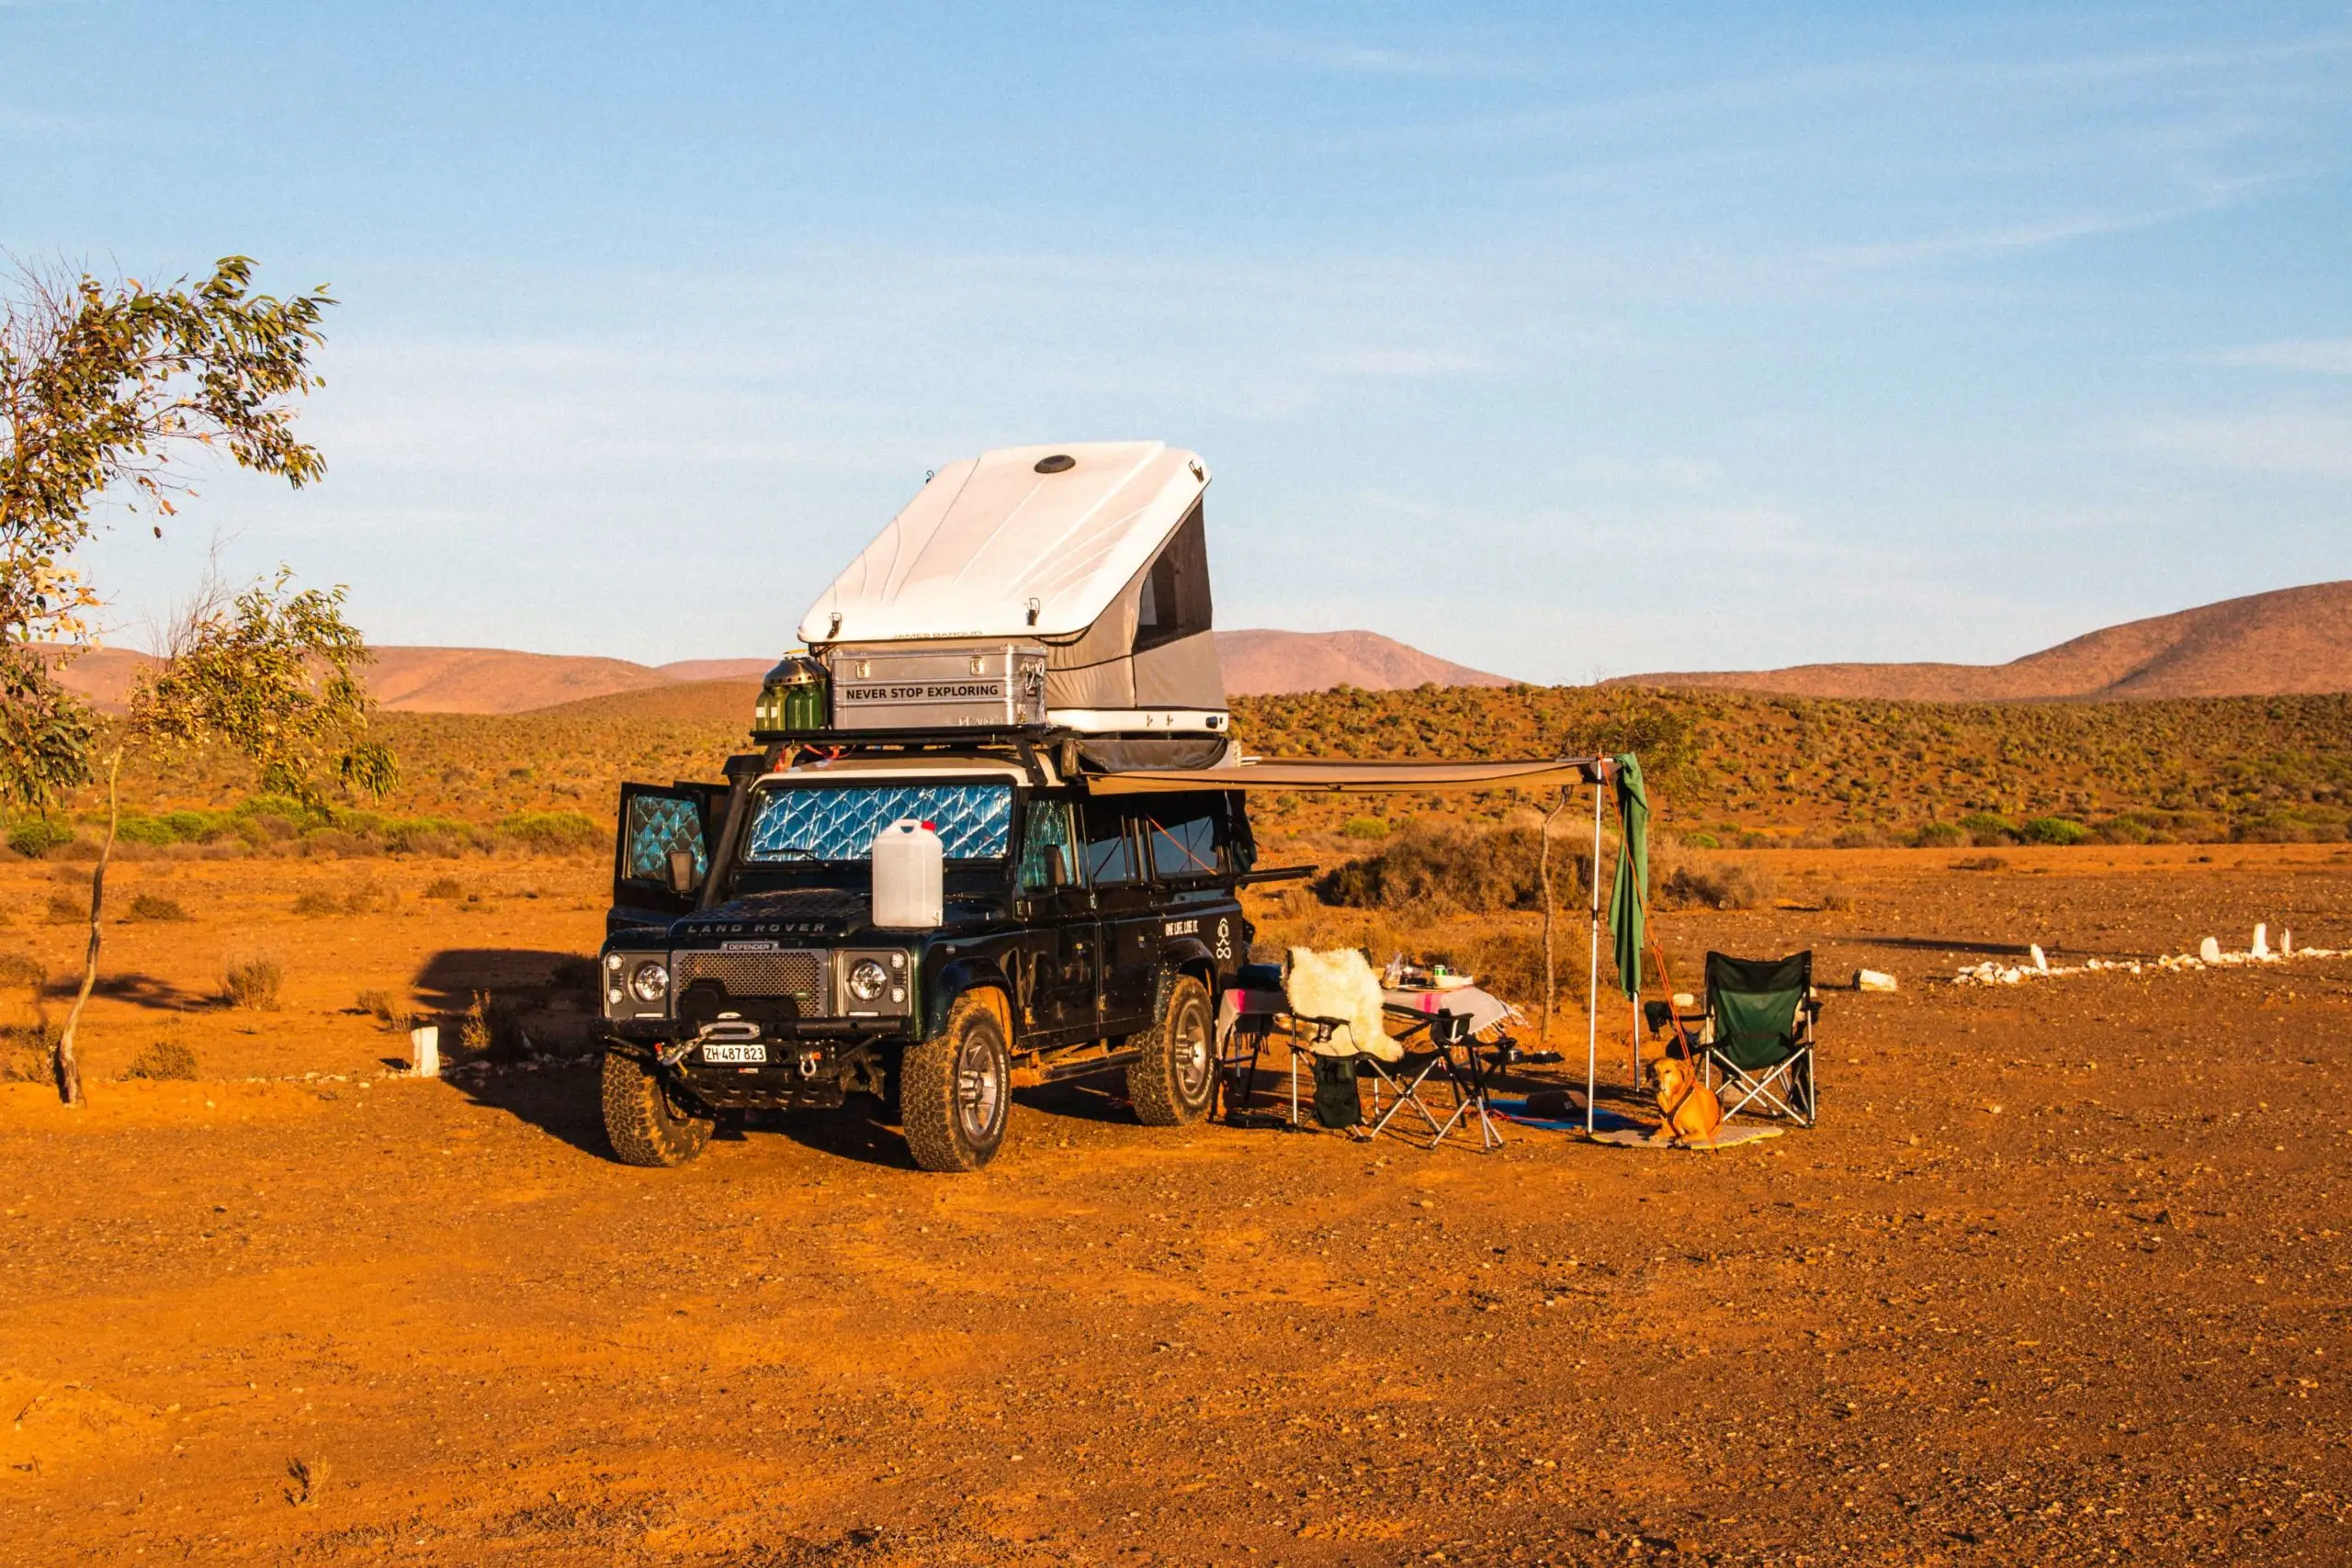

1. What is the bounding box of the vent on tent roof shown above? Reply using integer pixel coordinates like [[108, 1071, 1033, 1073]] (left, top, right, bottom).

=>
[[1034, 453, 1075, 474]]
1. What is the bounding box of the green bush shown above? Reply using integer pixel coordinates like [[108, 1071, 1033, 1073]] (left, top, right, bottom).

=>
[[1912, 823, 1965, 848], [2018, 817, 2089, 846], [1957, 812, 2018, 846], [1682, 831, 1720, 850], [1339, 817, 1389, 840], [6, 818, 74, 859], [499, 811, 602, 854]]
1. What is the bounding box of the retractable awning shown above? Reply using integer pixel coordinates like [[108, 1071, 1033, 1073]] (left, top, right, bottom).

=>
[[1084, 756, 1611, 795]]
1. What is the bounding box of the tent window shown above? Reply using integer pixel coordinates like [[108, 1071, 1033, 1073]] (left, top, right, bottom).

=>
[[1132, 504, 1212, 653]]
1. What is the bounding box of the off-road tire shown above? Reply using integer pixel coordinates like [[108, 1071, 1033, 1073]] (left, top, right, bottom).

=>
[[601, 1050, 713, 1168], [1127, 975, 1216, 1127], [902, 993, 1012, 1172]]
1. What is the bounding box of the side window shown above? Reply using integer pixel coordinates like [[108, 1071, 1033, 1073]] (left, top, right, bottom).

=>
[[1018, 798, 1076, 891], [1080, 801, 1138, 886], [624, 793, 707, 881], [1140, 794, 1223, 880]]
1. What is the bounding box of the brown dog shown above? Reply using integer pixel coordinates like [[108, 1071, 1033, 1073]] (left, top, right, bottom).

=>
[[1651, 1054, 1724, 1145]]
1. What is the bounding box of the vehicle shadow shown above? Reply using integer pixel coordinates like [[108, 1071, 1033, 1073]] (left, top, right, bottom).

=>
[[411, 947, 591, 1017], [413, 946, 606, 1158]]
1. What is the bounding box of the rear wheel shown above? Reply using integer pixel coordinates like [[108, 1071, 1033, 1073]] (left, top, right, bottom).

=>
[[902, 993, 1012, 1172], [1127, 975, 1216, 1127], [601, 1050, 712, 1167]]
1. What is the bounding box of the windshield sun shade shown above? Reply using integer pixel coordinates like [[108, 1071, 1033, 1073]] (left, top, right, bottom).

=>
[[746, 783, 1014, 862]]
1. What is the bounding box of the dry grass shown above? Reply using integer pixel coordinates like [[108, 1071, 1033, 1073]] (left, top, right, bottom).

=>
[[222, 956, 284, 1011]]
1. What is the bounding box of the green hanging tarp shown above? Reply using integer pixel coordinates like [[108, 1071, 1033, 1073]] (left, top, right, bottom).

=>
[[1607, 752, 1648, 998]]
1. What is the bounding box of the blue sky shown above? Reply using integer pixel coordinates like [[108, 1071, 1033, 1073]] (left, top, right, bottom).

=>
[[7, 3, 2348, 681]]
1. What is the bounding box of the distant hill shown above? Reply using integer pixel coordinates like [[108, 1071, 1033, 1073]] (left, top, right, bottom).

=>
[[1614, 581, 2352, 701], [46, 629, 1510, 713], [1215, 629, 1512, 695]]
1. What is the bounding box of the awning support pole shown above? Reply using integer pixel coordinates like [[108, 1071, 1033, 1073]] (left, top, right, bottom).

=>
[[1586, 777, 1602, 1136]]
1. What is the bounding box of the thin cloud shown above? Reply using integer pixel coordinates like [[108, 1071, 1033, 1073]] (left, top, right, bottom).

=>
[[2135, 412, 2352, 478], [2213, 338, 2352, 375], [1226, 26, 1534, 82]]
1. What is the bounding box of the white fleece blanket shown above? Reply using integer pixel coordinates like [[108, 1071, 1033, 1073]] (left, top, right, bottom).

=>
[[1283, 947, 1402, 1063]]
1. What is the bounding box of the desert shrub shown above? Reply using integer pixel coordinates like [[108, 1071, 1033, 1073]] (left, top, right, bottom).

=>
[[0, 953, 43, 991], [1317, 821, 1574, 914], [423, 876, 464, 900], [112, 816, 177, 847], [292, 888, 345, 917], [223, 956, 284, 1010], [356, 989, 401, 1029], [1681, 831, 1720, 850], [1831, 827, 1896, 849], [1912, 822, 1965, 848], [121, 1040, 198, 1080], [0, 1022, 58, 1083], [1339, 817, 1389, 840], [124, 893, 191, 922], [1951, 854, 2008, 872], [56, 837, 101, 861], [300, 828, 367, 857], [238, 813, 299, 845], [45, 889, 86, 923], [460, 989, 532, 1060], [1957, 812, 2018, 846], [2018, 817, 2088, 846], [1820, 885, 1855, 911], [2095, 815, 2153, 844], [499, 811, 602, 854], [1659, 860, 1778, 910], [6, 818, 74, 859]]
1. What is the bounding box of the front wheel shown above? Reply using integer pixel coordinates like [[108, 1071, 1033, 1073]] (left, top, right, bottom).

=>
[[901, 993, 1012, 1172], [1127, 975, 1216, 1127], [601, 1050, 713, 1167]]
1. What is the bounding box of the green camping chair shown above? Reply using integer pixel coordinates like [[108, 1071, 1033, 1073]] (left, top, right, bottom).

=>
[[1702, 951, 1818, 1126]]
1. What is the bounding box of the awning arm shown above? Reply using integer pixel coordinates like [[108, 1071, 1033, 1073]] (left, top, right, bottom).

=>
[[1085, 756, 1611, 795]]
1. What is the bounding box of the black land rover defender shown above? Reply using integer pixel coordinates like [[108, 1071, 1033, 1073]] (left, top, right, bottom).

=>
[[597, 742, 1261, 1172]]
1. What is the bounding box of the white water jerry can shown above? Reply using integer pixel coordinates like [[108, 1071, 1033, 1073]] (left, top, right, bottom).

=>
[[872, 818, 944, 929]]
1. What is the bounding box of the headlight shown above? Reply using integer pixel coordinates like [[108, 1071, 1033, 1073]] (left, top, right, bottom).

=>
[[628, 961, 670, 1004], [847, 958, 890, 1002]]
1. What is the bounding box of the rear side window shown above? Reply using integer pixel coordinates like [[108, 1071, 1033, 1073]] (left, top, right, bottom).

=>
[[1138, 795, 1224, 879], [1080, 801, 1137, 886]]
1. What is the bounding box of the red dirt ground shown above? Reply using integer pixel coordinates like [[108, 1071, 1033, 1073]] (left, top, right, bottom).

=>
[[2, 846, 2347, 1565]]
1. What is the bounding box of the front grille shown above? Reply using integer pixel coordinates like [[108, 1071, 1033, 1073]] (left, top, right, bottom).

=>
[[674, 949, 825, 1002]]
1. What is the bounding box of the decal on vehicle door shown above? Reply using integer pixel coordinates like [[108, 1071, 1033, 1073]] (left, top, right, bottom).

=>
[[1162, 918, 1199, 938], [1214, 918, 1233, 962]]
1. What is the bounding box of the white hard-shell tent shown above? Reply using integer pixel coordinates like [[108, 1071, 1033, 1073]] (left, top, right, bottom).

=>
[[797, 442, 1225, 727]]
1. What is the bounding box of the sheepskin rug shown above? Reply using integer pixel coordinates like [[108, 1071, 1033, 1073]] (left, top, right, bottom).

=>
[[1283, 947, 1401, 1062]]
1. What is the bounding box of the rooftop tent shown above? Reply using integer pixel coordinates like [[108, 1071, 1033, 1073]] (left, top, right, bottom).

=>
[[797, 442, 1227, 734]]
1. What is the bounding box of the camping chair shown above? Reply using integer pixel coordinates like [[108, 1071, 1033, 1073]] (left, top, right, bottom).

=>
[[1700, 951, 1818, 1126], [1363, 1007, 1504, 1152]]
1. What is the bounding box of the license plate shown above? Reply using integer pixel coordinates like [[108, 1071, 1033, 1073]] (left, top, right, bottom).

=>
[[701, 1043, 766, 1065]]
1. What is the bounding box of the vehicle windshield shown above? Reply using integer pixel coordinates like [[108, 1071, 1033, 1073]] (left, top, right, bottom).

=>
[[743, 780, 1015, 863]]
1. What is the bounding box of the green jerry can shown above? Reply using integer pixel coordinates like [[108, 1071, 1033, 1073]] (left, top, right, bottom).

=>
[[753, 652, 830, 737]]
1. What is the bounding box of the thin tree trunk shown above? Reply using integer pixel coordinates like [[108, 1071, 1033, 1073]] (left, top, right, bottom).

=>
[[1538, 788, 1572, 1043], [54, 746, 121, 1106]]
